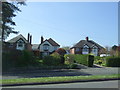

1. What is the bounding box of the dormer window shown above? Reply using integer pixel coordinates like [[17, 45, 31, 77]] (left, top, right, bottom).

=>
[[91, 46, 98, 56], [82, 45, 89, 54]]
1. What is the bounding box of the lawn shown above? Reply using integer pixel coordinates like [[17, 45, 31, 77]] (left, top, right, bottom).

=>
[[1, 74, 120, 85]]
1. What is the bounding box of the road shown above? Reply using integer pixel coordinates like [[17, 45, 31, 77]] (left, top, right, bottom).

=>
[[3, 80, 119, 88], [2, 67, 119, 79]]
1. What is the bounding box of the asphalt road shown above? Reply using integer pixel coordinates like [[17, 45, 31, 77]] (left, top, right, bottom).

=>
[[2, 66, 119, 79], [3, 80, 119, 88]]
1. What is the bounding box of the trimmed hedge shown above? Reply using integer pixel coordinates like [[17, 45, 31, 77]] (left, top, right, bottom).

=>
[[2, 50, 36, 71], [64, 54, 94, 67], [43, 52, 64, 66], [106, 56, 120, 67]]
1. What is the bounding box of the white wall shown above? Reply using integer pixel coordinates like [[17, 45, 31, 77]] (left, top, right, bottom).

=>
[[40, 41, 59, 52]]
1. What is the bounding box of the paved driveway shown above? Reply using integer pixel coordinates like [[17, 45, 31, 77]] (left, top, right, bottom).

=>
[[2, 64, 119, 79]]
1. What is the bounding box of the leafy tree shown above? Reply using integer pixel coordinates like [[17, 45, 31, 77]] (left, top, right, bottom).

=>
[[1, 1, 25, 41], [62, 46, 70, 50], [112, 45, 118, 51]]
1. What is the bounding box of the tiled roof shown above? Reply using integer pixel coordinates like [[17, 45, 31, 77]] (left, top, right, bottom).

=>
[[7, 34, 28, 43], [48, 38, 60, 46], [72, 40, 104, 49]]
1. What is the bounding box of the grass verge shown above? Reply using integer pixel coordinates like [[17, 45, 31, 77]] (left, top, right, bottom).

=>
[[1, 74, 120, 85]]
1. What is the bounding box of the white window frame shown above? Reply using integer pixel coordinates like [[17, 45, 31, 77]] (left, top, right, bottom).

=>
[[91, 46, 98, 56], [82, 45, 89, 54], [16, 40, 25, 50], [43, 44, 49, 51]]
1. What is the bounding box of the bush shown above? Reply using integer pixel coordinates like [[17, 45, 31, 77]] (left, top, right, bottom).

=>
[[106, 56, 120, 67], [94, 56, 106, 65], [16, 50, 36, 67], [43, 52, 63, 66], [2, 50, 36, 70], [64, 54, 75, 64]]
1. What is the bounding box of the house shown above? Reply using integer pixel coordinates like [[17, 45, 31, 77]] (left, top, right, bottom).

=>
[[70, 37, 104, 56], [32, 36, 60, 56], [4, 33, 32, 51]]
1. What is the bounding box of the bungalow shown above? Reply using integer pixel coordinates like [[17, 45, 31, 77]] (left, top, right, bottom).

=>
[[70, 37, 104, 56]]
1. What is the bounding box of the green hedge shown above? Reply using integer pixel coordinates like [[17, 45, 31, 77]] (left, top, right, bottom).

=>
[[43, 52, 64, 66], [2, 50, 36, 71], [106, 56, 120, 67], [64, 54, 94, 67]]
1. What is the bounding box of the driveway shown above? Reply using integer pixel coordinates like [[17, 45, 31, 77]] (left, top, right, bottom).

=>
[[2, 64, 119, 79]]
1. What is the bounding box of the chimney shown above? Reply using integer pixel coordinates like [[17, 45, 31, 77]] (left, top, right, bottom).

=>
[[86, 37, 89, 41], [27, 33, 30, 42], [41, 36, 44, 44], [30, 35, 32, 44]]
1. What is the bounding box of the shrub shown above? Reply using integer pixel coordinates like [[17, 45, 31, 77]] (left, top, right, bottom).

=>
[[43, 52, 62, 66], [64, 54, 75, 64], [2, 50, 37, 70], [16, 50, 36, 67], [106, 56, 120, 67], [94, 56, 106, 65]]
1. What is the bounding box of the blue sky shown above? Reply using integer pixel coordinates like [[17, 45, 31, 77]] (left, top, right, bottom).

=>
[[7, 2, 118, 47]]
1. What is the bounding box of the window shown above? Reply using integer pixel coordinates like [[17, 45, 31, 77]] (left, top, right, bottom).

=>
[[16, 40, 25, 50], [76, 48, 80, 52], [91, 46, 98, 56], [9, 43, 13, 48], [54, 47, 57, 50], [18, 41, 23, 47], [43, 44, 49, 50], [82, 47, 89, 52], [82, 45, 89, 54]]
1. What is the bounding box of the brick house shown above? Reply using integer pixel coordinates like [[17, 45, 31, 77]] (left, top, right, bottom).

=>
[[70, 37, 104, 56], [3, 34, 32, 51]]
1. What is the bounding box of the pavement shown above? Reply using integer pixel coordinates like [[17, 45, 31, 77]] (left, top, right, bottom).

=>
[[3, 80, 119, 88]]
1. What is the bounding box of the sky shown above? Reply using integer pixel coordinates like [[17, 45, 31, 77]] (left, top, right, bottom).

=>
[[6, 2, 118, 47]]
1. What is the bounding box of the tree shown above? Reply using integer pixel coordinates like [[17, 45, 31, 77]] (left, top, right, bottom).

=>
[[62, 46, 70, 50], [112, 45, 118, 51], [56, 48, 66, 56], [1, 1, 25, 41]]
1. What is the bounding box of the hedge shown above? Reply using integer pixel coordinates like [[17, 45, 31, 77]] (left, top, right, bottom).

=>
[[64, 54, 94, 67], [106, 56, 120, 67], [2, 50, 36, 71], [43, 52, 64, 66]]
